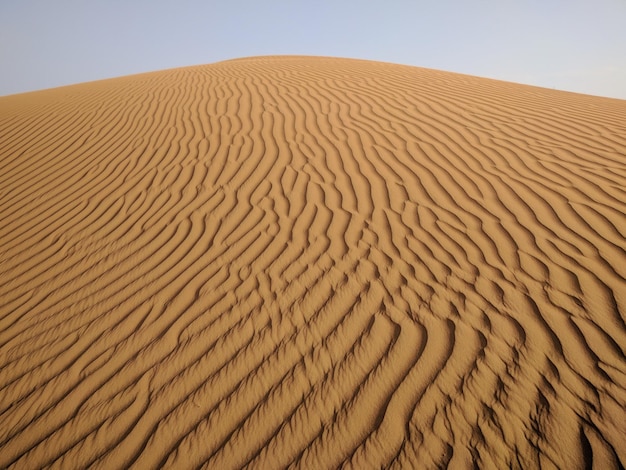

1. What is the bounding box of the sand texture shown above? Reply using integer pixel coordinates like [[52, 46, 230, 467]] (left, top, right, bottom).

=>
[[1, 56, 625, 469]]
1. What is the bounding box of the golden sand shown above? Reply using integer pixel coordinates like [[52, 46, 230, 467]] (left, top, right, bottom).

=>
[[1, 56, 625, 469]]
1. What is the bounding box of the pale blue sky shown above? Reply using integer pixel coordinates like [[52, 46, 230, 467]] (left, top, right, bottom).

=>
[[1, 0, 625, 99]]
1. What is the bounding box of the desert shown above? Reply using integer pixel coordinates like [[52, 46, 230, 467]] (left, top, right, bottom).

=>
[[1, 56, 625, 468]]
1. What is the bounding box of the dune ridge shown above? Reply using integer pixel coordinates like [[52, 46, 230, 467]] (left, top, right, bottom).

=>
[[1, 56, 625, 469]]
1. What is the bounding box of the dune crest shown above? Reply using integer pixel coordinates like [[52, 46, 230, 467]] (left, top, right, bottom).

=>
[[1, 56, 625, 469]]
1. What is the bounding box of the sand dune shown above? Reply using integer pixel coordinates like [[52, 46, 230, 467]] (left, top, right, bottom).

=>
[[1, 56, 625, 469]]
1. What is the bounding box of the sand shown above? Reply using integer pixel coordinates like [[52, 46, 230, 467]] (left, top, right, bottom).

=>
[[0, 56, 625, 469]]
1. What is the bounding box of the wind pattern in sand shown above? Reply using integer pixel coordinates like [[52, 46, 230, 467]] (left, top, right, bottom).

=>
[[1, 56, 625, 469]]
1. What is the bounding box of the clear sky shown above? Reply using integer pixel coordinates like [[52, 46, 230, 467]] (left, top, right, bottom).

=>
[[1, 0, 625, 99]]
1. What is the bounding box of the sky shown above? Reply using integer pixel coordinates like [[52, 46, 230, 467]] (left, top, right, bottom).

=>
[[1, 0, 625, 99]]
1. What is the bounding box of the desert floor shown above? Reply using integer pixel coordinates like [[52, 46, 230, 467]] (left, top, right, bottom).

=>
[[1, 56, 625, 469]]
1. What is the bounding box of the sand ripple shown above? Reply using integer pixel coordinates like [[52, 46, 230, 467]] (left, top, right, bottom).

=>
[[1, 56, 625, 469]]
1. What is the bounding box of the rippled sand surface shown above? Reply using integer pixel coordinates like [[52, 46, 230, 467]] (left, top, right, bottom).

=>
[[1, 56, 625, 469]]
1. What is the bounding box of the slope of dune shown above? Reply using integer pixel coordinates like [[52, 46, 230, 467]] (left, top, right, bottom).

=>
[[1, 56, 625, 469]]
